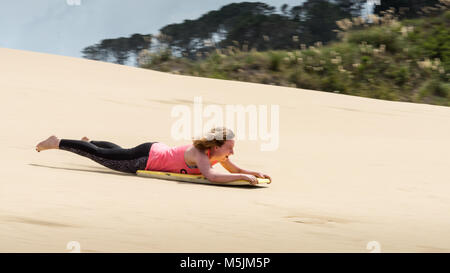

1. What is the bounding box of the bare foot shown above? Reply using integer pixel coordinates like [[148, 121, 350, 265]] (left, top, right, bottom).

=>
[[36, 135, 61, 152], [81, 136, 90, 142]]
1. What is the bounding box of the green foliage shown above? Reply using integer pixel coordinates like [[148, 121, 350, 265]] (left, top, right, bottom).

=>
[[405, 10, 450, 77], [148, 49, 173, 65], [208, 52, 224, 65], [268, 51, 284, 71], [385, 65, 410, 86], [141, 9, 450, 107], [84, 1, 369, 63], [347, 26, 403, 53], [208, 71, 229, 80], [374, 0, 441, 20], [419, 79, 450, 98], [289, 70, 321, 90], [82, 34, 152, 64], [320, 73, 350, 93]]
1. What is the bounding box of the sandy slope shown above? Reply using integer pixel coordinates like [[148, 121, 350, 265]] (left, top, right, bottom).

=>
[[0, 47, 449, 253]]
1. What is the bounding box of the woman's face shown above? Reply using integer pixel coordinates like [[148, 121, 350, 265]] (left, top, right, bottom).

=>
[[212, 140, 235, 161]]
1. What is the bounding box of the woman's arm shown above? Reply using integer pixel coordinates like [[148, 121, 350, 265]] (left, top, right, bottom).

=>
[[196, 152, 258, 184], [219, 157, 242, 173], [220, 158, 272, 183]]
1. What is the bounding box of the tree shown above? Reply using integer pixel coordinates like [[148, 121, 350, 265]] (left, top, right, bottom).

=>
[[81, 34, 152, 64], [334, 0, 367, 17], [82, 1, 368, 63], [373, 0, 442, 19], [297, 0, 357, 45], [159, 2, 281, 59]]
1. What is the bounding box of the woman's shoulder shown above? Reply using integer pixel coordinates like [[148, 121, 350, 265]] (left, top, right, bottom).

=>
[[187, 145, 210, 160], [186, 144, 200, 154]]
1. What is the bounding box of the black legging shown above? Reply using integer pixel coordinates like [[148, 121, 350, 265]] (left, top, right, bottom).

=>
[[59, 139, 155, 173]]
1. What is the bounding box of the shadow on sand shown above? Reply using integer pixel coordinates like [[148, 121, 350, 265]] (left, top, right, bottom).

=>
[[29, 163, 266, 189]]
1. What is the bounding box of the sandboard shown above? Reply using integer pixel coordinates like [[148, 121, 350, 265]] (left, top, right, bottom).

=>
[[136, 170, 270, 186]]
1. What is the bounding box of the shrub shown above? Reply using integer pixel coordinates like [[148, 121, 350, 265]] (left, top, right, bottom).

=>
[[419, 79, 449, 98], [268, 51, 284, 71], [347, 26, 403, 53], [289, 70, 321, 90], [385, 65, 410, 86]]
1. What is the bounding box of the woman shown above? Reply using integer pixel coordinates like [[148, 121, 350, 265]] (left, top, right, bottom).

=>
[[35, 127, 271, 185]]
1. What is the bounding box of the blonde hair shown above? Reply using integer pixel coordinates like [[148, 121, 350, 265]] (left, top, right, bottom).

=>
[[193, 126, 235, 151]]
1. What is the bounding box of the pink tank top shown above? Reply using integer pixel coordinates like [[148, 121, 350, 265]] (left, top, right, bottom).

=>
[[145, 143, 218, 174]]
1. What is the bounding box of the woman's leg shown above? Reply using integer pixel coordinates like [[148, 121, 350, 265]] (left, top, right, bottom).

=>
[[58, 140, 153, 173], [89, 140, 123, 149], [81, 137, 122, 149], [36, 136, 153, 173]]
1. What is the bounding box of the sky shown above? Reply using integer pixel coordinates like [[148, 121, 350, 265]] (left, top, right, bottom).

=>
[[0, 0, 307, 60]]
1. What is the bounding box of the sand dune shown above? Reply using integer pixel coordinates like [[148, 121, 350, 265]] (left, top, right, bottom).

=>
[[1, 47, 449, 252]]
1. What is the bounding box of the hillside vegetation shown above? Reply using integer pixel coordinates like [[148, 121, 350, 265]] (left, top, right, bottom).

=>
[[139, 10, 450, 106]]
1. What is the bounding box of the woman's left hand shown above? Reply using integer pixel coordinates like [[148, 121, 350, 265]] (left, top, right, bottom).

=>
[[254, 172, 272, 184]]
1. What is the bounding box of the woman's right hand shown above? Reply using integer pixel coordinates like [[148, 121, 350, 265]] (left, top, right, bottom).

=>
[[240, 174, 258, 185]]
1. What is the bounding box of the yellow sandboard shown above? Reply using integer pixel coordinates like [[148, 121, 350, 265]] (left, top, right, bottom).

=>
[[136, 170, 270, 186]]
